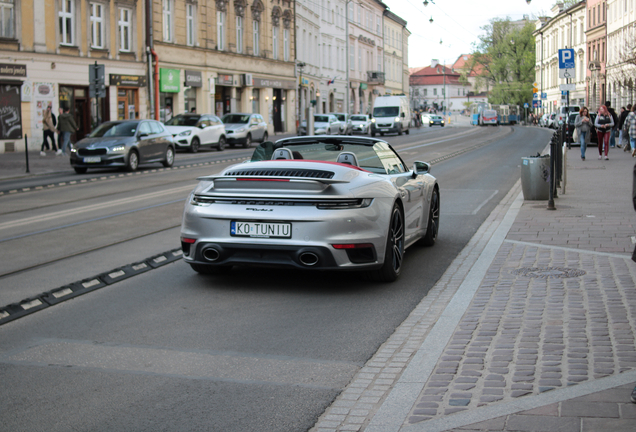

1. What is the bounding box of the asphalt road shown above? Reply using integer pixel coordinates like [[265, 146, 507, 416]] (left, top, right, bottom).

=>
[[0, 125, 553, 432]]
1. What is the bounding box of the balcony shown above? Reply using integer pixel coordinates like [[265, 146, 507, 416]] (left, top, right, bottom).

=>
[[367, 71, 385, 85]]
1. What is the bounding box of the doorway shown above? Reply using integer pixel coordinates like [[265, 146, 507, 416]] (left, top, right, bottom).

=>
[[273, 88, 283, 132]]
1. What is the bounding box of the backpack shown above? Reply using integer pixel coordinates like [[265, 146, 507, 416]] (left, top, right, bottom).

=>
[[51, 113, 57, 127]]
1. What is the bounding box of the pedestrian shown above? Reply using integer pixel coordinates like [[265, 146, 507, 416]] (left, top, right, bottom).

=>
[[56, 107, 78, 156], [627, 105, 636, 157], [190, 107, 196, 113], [595, 105, 614, 160], [620, 104, 632, 152], [606, 101, 619, 148], [40, 105, 58, 156], [574, 106, 592, 161]]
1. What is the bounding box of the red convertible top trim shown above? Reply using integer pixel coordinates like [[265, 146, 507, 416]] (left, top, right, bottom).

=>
[[258, 159, 370, 172]]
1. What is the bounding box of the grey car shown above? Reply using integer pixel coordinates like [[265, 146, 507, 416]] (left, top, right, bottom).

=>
[[350, 114, 372, 134], [222, 113, 269, 148], [180, 136, 440, 282], [70, 120, 175, 174], [297, 114, 342, 135]]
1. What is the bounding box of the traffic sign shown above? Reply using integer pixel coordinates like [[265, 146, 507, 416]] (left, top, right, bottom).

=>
[[533, 93, 539, 100], [89, 63, 106, 98], [541, 92, 547, 99], [560, 83, 576, 91], [532, 100, 541, 108], [559, 68, 575, 79], [558, 49, 575, 69], [524, 103, 529, 108]]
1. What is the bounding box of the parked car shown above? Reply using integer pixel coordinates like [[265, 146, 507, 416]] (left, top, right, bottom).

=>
[[180, 135, 440, 282], [567, 112, 598, 146], [297, 114, 342, 135], [421, 114, 445, 127], [539, 113, 550, 127], [556, 105, 580, 126], [350, 114, 372, 134], [330, 113, 353, 135], [221, 113, 269, 148], [546, 112, 557, 129], [70, 120, 175, 174], [164, 114, 227, 152]]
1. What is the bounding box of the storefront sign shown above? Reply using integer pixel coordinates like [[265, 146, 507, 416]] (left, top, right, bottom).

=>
[[0, 63, 27, 78], [253, 77, 296, 89], [185, 70, 202, 87], [110, 74, 147, 87], [216, 74, 234, 86], [33, 82, 55, 99], [360, 83, 368, 90], [0, 81, 23, 139], [160, 68, 181, 93]]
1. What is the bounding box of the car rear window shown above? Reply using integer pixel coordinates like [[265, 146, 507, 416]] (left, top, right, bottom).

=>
[[222, 114, 250, 124], [314, 115, 330, 122], [351, 116, 367, 121]]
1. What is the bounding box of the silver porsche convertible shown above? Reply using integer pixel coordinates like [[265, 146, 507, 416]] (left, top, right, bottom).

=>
[[180, 136, 440, 282]]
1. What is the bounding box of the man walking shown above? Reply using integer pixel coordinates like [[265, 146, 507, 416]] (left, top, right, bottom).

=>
[[606, 101, 619, 148], [56, 107, 78, 156]]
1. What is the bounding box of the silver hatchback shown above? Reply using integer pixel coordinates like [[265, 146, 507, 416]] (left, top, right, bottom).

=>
[[222, 113, 269, 148]]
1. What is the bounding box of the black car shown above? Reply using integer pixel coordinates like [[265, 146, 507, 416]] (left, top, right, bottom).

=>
[[70, 120, 175, 174], [567, 113, 598, 146]]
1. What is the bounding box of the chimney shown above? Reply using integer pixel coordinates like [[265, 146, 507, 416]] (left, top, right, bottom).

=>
[[431, 59, 439, 68]]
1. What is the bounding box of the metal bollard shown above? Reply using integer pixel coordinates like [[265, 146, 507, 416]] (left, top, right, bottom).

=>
[[547, 132, 556, 210]]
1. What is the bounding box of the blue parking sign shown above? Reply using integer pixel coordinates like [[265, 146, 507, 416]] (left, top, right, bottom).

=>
[[558, 49, 575, 69]]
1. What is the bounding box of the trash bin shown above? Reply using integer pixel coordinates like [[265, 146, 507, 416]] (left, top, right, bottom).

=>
[[521, 155, 550, 200]]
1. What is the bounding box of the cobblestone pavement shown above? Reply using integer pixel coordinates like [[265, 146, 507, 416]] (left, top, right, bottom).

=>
[[311, 146, 636, 432]]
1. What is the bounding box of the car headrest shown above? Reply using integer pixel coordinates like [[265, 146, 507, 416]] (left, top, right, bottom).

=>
[[336, 152, 359, 166], [272, 147, 294, 160]]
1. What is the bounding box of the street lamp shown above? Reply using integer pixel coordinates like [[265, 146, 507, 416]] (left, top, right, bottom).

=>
[[429, 16, 433, 24], [422, 0, 435, 6], [526, 0, 531, 4]]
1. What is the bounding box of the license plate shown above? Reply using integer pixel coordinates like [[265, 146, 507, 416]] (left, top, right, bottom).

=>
[[231, 221, 292, 238], [83, 156, 101, 163], [380, 128, 389, 131]]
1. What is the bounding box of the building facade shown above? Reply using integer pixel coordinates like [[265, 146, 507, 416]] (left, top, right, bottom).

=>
[[1, 0, 148, 152], [533, 1, 587, 117], [383, 10, 408, 97], [153, 0, 297, 134], [586, 0, 608, 110], [316, 0, 347, 115], [409, 60, 478, 113], [606, 0, 635, 108]]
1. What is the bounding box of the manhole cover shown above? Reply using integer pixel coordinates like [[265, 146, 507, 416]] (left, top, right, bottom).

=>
[[511, 267, 586, 279]]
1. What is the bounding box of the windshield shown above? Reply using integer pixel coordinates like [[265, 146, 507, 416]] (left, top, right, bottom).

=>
[[165, 115, 201, 126], [222, 114, 250, 124], [250, 140, 405, 174], [373, 106, 399, 117], [350, 116, 367, 121], [332, 114, 345, 121], [89, 122, 138, 138], [314, 115, 330, 123]]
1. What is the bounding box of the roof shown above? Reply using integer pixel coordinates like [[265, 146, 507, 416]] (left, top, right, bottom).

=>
[[410, 75, 462, 86], [410, 65, 458, 77]]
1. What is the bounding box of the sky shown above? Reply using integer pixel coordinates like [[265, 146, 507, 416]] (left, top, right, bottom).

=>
[[382, 0, 559, 68]]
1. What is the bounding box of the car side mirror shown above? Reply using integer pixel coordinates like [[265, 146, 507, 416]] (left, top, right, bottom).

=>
[[413, 161, 430, 176], [138, 132, 149, 138]]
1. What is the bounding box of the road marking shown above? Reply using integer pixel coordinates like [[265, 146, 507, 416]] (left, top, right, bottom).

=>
[[472, 190, 499, 214], [0, 185, 194, 232]]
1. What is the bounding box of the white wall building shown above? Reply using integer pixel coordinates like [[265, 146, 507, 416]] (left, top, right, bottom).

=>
[[533, 1, 587, 116], [606, 0, 636, 108], [318, 0, 348, 114]]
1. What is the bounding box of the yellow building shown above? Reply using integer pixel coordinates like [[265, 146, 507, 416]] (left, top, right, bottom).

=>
[[0, 0, 148, 152], [152, 0, 297, 134]]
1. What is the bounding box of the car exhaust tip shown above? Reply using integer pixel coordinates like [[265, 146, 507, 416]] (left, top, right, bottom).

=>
[[202, 247, 221, 262], [299, 252, 319, 267]]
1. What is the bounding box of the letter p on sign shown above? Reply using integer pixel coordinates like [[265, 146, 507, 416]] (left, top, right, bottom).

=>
[[559, 49, 575, 69]]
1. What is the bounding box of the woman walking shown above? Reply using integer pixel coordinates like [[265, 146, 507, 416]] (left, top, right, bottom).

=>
[[628, 105, 636, 157], [595, 105, 614, 160], [574, 106, 592, 160]]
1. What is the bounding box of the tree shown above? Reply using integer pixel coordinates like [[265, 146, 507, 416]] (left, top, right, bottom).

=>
[[468, 18, 536, 107], [554, 0, 579, 8]]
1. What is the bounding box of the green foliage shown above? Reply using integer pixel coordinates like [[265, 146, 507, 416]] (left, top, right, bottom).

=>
[[469, 18, 536, 107], [556, 0, 579, 8]]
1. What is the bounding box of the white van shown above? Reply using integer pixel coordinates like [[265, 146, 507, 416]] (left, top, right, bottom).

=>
[[371, 95, 411, 136]]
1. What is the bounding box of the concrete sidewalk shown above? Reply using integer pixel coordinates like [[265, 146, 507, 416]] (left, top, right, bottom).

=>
[[312, 142, 636, 432]]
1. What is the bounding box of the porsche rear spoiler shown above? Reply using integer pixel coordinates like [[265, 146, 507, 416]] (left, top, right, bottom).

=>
[[197, 175, 350, 185]]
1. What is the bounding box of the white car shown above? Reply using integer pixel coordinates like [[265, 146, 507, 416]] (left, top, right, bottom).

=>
[[330, 113, 353, 135], [421, 114, 445, 127], [222, 113, 269, 148], [350, 114, 372, 134], [164, 114, 227, 152], [298, 114, 342, 135]]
